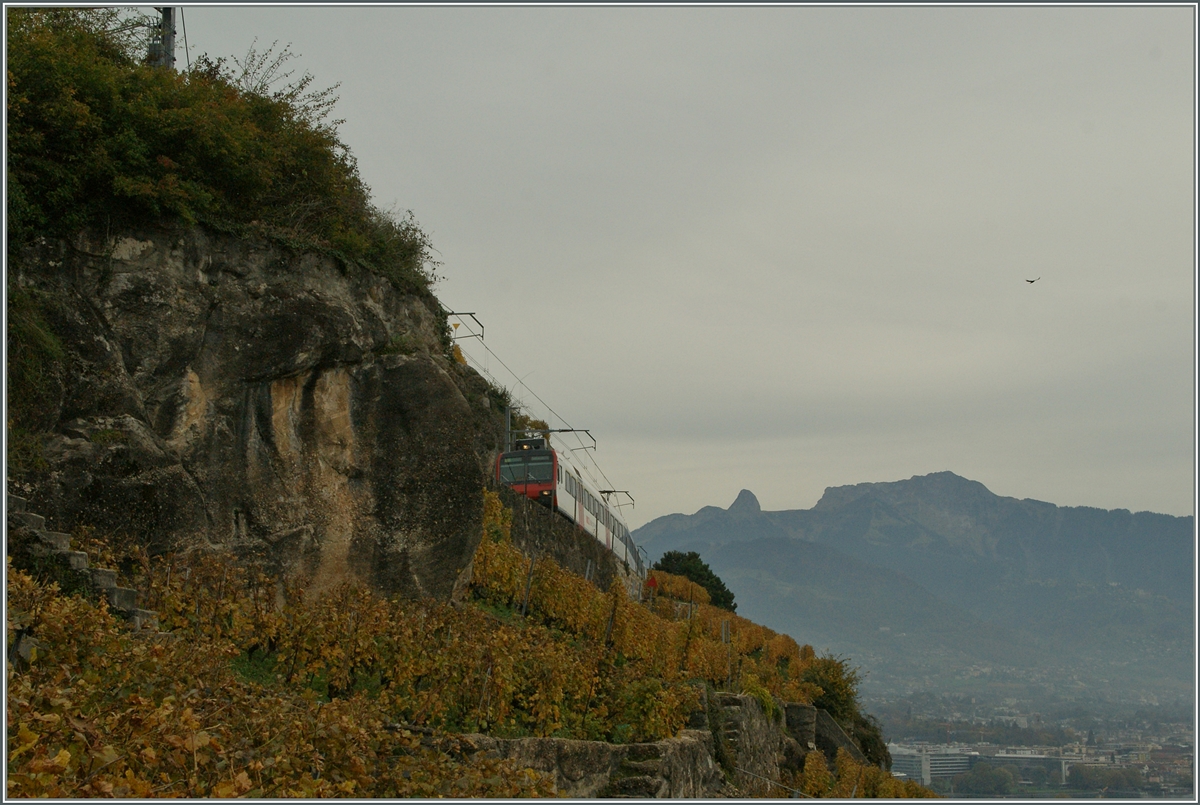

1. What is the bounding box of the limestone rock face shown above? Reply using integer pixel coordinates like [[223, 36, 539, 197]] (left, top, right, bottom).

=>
[[9, 226, 504, 601]]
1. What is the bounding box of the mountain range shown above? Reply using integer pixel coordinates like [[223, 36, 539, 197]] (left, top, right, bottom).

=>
[[632, 472, 1195, 704]]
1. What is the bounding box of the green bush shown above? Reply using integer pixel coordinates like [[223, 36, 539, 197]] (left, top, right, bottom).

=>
[[6, 285, 66, 478], [652, 550, 737, 612], [5, 287, 64, 431], [6, 8, 437, 295]]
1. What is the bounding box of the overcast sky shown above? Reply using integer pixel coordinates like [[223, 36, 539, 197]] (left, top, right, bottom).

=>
[[175, 5, 1196, 528]]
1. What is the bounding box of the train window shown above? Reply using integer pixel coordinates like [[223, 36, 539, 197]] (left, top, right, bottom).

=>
[[499, 454, 553, 483]]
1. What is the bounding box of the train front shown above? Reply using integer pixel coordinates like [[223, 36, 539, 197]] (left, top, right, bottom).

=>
[[495, 438, 557, 507]]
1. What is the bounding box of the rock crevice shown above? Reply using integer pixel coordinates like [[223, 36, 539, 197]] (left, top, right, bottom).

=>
[[10, 225, 507, 600]]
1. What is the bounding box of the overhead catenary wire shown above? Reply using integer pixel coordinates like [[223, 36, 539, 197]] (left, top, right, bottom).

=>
[[448, 313, 628, 518], [455, 333, 617, 499], [451, 347, 619, 515], [447, 314, 572, 429], [180, 7, 190, 71]]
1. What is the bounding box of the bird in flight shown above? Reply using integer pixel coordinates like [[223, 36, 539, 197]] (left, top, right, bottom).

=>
[[1026, 277, 1040, 283]]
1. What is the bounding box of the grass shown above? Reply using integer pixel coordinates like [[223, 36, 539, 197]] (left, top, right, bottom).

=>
[[89, 429, 128, 445], [231, 648, 281, 688]]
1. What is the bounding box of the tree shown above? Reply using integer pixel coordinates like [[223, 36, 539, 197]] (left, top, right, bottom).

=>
[[952, 763, 1017, 796], [798, 655, 861, 723], [1068, 764, 1143, 792], [652, 551, 736, 612], [795, 654, 890, 769], [850, 711, 892, 771]]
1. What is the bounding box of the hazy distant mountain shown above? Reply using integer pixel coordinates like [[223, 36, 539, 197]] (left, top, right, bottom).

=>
[[633, 488, 793, 547], [633, 472, 1195, 701], [788, 472, 1192, 603]]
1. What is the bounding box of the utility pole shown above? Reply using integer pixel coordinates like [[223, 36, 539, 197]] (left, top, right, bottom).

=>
[[148, 8, 175, 70]]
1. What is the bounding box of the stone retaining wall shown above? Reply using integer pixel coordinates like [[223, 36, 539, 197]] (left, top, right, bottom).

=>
[[7, 492, 159, 665], [463, 690, 872, 798], [492, 481, 641, 597], [466, 729, 727, 798]]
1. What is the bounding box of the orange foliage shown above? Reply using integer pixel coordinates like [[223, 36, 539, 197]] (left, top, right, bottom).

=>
[[5, 561, 557, 798], [648, 570, 710, 605], [472, 491, 822, 710], [7, 489, 932, 799]]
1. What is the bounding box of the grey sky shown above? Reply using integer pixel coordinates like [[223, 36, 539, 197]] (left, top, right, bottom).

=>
[[176, 5, 1195, 527]]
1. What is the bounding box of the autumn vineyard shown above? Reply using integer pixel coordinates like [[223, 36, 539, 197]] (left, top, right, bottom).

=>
[[6, 490, 935, 797]]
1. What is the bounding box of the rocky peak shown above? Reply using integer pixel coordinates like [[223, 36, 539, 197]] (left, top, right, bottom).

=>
[[728, 489, 761, 514]]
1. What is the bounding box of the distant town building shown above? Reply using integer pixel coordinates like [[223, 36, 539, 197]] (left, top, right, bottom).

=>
[[985, 748, 1068, 782], [887, 744, 973, 786], [889, 748, 925, 784]]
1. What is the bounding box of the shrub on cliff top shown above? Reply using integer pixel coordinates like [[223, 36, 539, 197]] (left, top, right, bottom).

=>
[[6, 8, 437, 295]]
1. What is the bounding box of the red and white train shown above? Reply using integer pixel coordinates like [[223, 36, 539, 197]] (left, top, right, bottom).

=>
[[495, 437, 645, 578]]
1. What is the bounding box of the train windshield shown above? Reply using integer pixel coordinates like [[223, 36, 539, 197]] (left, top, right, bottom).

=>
[[499, 453, 554, 484]]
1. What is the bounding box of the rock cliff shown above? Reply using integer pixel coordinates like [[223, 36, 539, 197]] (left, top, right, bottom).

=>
[[7, 224, 896, 798], [8, 225, 508, 601]]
